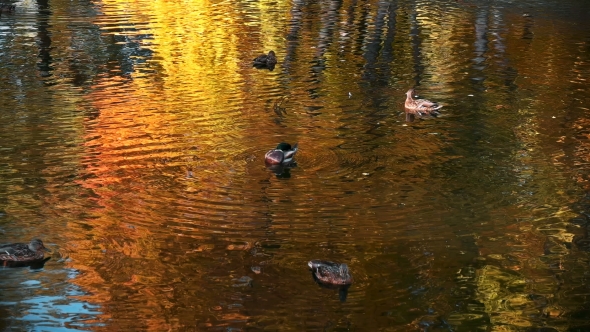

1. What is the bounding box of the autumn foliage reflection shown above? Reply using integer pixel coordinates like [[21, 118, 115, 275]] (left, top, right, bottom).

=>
[[37, 0, 590, 330]]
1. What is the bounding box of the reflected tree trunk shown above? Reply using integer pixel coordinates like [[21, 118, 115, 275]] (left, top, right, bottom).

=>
[[472, 7, 488, 92], [361, 0, 391, 82], [409, 2, 423, 86], [36, 0, 52, 81]]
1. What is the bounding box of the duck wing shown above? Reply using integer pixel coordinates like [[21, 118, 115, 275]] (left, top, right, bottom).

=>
[[312, 265, 338, 283], [416, 99, 442, 109], [0, 243, 31, 260], [265, 149, 285, 165], [253, 55, 269, 66], [415, 99, 438, 107], [0, 243, 28, 255], [253, 55, 267, 62]]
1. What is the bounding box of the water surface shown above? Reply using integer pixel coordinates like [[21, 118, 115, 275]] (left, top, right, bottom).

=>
[[1, 0, 590, 330]]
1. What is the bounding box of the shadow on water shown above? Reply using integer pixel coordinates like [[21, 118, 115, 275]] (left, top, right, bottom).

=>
[[309, 277, 351, 303], [1, 0, 590, 330], [266, 163, 296, 179], [308, 273, 351, 304], [1, 257, 51, 269]]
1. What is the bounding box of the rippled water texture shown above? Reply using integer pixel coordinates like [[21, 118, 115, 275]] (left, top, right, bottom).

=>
[[1, 0, 590, 330]]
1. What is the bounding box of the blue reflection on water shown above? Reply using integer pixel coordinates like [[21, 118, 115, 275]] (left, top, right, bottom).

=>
[[0, 265, 103, 331]]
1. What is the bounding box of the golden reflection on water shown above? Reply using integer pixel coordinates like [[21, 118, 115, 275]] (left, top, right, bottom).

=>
[[66, 0, 454, 328], [69, 1, 293, 328]]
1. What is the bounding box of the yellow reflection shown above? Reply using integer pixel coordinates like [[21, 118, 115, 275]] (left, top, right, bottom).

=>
[[69, 0, 278, 328]]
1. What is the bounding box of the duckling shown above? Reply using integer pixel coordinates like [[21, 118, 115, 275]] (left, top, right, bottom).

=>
[[404, 88, 442, 116], [0, 239, 50, 263], [253, 51, 277, 69], [265, 142, 298, 165]]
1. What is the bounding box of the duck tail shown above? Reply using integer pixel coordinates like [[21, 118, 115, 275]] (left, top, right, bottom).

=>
[[434, 104, 443, 110], [427, 104, 442, 116]]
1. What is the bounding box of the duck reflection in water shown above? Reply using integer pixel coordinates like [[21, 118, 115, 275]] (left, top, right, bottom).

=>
[[266, 163, 296, 179], [253, 50, 277, 71], [308, 260, 353, 302], [0, 239, 51, 268], [404, 88, 442, 121]]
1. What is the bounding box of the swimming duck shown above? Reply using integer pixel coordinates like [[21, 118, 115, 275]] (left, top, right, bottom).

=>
[[308, 260, 352, 301], [253, 51, 277, 69], [404, 88, 442, 116], [265, 142, 298, 165], [0, 3, 15, 12], [308, 260, 353, 286], [0, 239, 50, 263]]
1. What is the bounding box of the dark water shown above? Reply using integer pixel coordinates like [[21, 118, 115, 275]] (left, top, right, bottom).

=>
[[1, 0, 590, 330]]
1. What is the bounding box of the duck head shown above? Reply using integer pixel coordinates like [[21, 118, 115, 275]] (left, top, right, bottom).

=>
[[406, 88, 416, 98], [276, 142, 292, 151], [28, 239, 50, 252]]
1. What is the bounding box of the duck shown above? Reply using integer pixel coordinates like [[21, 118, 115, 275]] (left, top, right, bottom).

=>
[[0, 239, 50, 263], [253, 51, 277, 69], [404, 88, 442, 116], [265, 142, 298, 165], [0, 3, 15, 12], [308, 260, 353, 286]]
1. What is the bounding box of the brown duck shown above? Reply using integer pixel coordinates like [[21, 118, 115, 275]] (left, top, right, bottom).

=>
[[308, 260, 352, 286], [308, 260, 353, 302], [404, 88, 442, 116], [0, 239, 50, 264]]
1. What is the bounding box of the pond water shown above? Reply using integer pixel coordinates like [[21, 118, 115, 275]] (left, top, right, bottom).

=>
[[1, 0, 590, 330]]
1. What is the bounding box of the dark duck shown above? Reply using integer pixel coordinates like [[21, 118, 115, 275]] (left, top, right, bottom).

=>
[[308, 260, 353, 302], [253, 51, 277, 70], [0, 239, 50, 267], [0, 3, 15, 12], [265, 142, 298, 165], [404, 88, 442, 116]]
